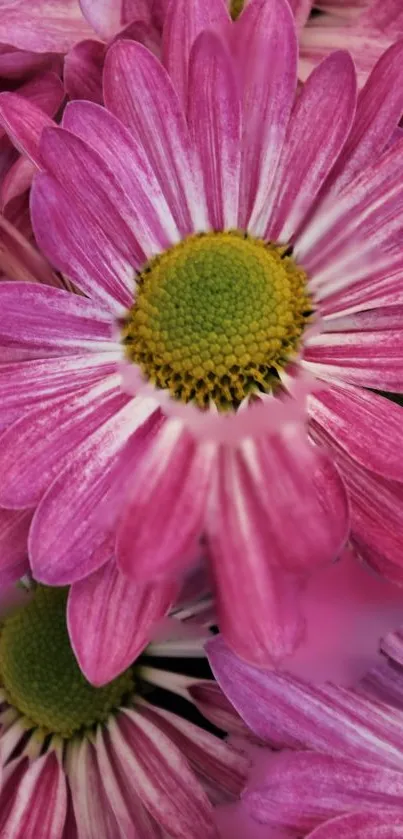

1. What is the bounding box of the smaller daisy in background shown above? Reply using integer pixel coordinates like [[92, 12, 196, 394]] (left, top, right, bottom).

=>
[[0, 580, 248, 839]]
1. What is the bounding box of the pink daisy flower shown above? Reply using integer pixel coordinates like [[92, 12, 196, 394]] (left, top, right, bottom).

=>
[[1, 0, 403, 677], [208, 623, 403, 837], [0, 582, 248, 839]]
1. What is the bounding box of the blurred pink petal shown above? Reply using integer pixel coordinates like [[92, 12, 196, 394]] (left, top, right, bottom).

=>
[[64, 38, 106, 103], [283, 548, 403, 685]]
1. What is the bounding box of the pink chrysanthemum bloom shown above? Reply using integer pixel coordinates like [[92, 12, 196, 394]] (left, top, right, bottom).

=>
[[1, 0, 403, 674], [209, 626, 403, 837], [0, 583, 248, 839]]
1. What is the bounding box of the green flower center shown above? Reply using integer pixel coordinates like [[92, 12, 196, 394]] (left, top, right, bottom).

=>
[[230, 0, 245, 19], [122, 231, 311, 411], [0, 587, 135, 739]]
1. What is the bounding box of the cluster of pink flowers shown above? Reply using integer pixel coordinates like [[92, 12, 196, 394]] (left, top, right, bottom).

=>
[[0, 0, 403, 835]]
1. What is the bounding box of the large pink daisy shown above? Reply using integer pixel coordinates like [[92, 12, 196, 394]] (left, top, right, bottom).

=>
[[0, 0, 403, 677]]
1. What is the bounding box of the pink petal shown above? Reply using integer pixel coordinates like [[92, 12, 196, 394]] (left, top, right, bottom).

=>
[[326, 39, 403, 194], [0, 47, 55, 80], [235, 0, 297, 232], [0, 280, 114, 356], [0, 92, 54, 165], [29, 399, 161, 585], [283, 548, 403, 687], [188, 30, 241, 230], [188, 680, 252, 739], [39, 125, 164, 265], [31, 173, 134, 310], [303, 328, 403, 392], [79, 0, 123, 39], [1, 157, 36, 209], [137, 701, 249, 801], [0, 353, 119, 428], [208, 635, 403, 770], [162, 0, 230, 110], [360, 0, 403, 34], [117, 421, 215, 581], [68, 559, 178, 685], [309, 383, 403, 481], [265, 50, 356, 242], [0, 0, 94, 52], [0, 507, 32, 585], [0, 752, 67, 839], [95, 725, 173, 838], [215, 802, 286, 839], [307, 811, 403, 839], [288, 0, 313, 28], [0, 376, 127, 508], [66, 739, 121, 838], [64, 39, 106, 104], [108, 708, 219, 838], [61, 99, 178, 248], [339, 455, 403, 585], [0, 212, 58, 284], [295, 137, 403, 280], [206, 434, 348, 666], [104, 39, 207, 236], [244, 751, 403, 831]]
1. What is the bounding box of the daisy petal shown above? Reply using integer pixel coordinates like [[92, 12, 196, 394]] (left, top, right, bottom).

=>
[[117, 420, 215, 581], [62, 99, 179, 247], [296, 138, 403, 276], [39, 126, 166, 264], [108, 708, 218, 838], [29, 398, 160, 585], [31, 173, 134, 310], [0, 92, 53, 165], [66, 739, 120, 838], [68, 560, 178, 686], [79, 0, 123, 39], [244, 751, 403, 831], [162, 0, 230, 109], [307, 812, 403, 839], [0, 753, 67, 839], [206, 435, 348, 666], [188, 30, 241, 230], [188, 681, 252, 739], [309, 384, 403, 481], [64, 39, 106, 104], [304, 327, 403, 392], [237, 0, 297, 232], [104, 39, 208, 236], [0, 281, 114, 355], [266, 51, 356, 242], [0, 0, 94, 53], [0, 376, 126, 508], [0, 508, 32, 585], [137, 701, 249, 800], [327, 39, 403, 194], [0, 354, 119, 428], [207, 635, 403, 769], [289, 0, 313, 28], [95, 726, 162, 839]]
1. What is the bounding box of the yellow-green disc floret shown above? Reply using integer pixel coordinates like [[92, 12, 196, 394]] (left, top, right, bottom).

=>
[[122, 231, 311, 411], [0, 586, 135, 739]]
